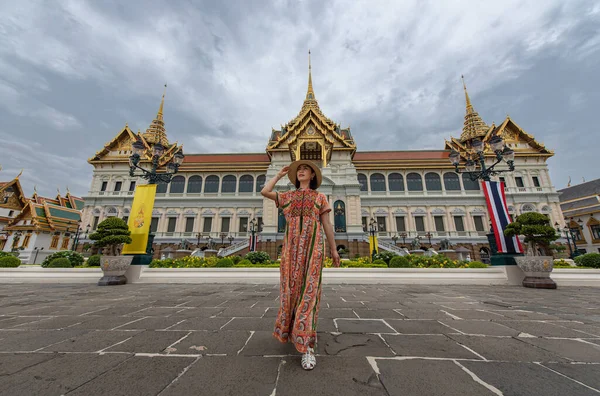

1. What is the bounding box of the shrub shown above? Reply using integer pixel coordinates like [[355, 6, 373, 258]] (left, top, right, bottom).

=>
[[389, 256, 412, 268], [467, 261, 488, 268], [373, 251, 397, 265], [0, 251, 16, 258], [86, 255, 101, 267], [244, 251, 271, 264], [504, 212, 558, 256], [0, 256, 21, 267], [48, 258, 72, 268], [576, 253, 600, 269], [342, 261, 387, 268], [216, 258, 234, 268], [372, 259, 387, 265], [89, 217, 132, 256], [574, 255, 584, 266], [231, 256, 242, 264], [237, 259, 252, 266], [41, 251, 84, 268]]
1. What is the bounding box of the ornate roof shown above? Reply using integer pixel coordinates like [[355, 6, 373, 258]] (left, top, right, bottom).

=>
[[143, 84, 170, 146], [459, 76, 489, 143]]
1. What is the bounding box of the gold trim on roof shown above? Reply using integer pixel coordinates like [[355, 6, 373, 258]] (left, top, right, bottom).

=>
[[459, 75, 489, 142]]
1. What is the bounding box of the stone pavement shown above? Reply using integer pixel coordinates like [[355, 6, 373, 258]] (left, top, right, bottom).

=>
[[0, 284, 599, 396]]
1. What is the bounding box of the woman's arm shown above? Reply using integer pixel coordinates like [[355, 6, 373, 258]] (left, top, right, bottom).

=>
[[261, 166, 289, 201], [320, 212, 340, 267]]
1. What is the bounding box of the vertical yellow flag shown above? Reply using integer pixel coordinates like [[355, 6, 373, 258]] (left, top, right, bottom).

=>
[[122, 184, 157, 254], [369, 234, 379, 255]]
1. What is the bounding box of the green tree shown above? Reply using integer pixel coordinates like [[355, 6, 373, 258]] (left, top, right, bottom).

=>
[[504, 212, 558, 256], [89, 217, 132, 256]]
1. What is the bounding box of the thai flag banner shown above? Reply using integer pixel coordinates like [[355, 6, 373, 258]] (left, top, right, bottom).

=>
[[481, 181, 524, 254]]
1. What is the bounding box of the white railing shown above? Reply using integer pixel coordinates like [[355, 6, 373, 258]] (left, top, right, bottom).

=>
[[378, 241, 409, 256], [217, 240, 250, 257]]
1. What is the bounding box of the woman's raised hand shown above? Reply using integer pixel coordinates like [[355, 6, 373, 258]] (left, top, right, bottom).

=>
[[277, 166, 290, 179]]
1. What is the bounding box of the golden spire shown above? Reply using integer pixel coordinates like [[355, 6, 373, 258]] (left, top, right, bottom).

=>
[[143, 84, 169, 146], [306, 50, 315, 101], [459, 75, 488, 143], [157, 84, 166, 121]]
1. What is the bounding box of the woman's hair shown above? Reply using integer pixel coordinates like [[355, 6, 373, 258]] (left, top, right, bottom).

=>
[[294, 166, 318, 190]]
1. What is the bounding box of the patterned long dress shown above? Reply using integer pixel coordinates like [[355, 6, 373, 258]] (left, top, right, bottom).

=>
[[273, 188, 331, 353]]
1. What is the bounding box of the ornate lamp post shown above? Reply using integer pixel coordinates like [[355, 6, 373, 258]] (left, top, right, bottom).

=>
[[369, 218, 377, 260], [220, 233, 226, 247], [128, 138, 185, 184], [391, 234, 398, 246], [196, 232, 202, 247], [70, 221, 86, 251], [564, 218, 583, 258], [228, 235, 234, 245], [399, 232, 407, 247], [249, 218, 257, 252], [449, 136, 515, 182], [425, 232, 433, 247], [555, 222, 573, 258]]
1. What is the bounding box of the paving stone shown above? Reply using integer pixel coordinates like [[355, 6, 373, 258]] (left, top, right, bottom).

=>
[[41, 330, 143, 352], [221, 317, 275, 331], [335, 319, 396, 333], [440, 320, 521, 336], [543, 321, 600, 337], [10, 315, 93, 330], [493, 310, 561, 320], [316, 318, 338, 332], [447, 334, 567, 362], [0, 329, 90, 352], [447, 310, 507, 320], [0, 353, 131, 396], [90, 305, 155, 316], [0, 316, 52, 329], [67, 355, 195, 396], [160, 356, 280, 396], [353, 309, 405, 319], [69, 315, 147, 330], [105, 330, 190, 353], [378, 359, 497, 396], [169, 307, 226, 318], [494, 320, 587, 338], [47, 306, 111, 316], [216, 307, 270, 317], [519, 338, 600, 363], [545, 362, 600, 390], [240, 330, 298, 356], [167, 330, 252, 355], [0, 353, 58, 376], [319, 308, 359, 318], [167, 317, 232, 331], [324, 300, 367, 309], [461, 361, 600, 396], [128, 306, 188, 317], [393, 309, 455, 320], [319, 332, 395, 357], [116, 316, 186, 330], [382, 334, 482, 359], [386, 319, 452, 334]]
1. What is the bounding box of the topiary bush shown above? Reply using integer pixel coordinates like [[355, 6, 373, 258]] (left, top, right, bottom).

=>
[[467, 261, 488, 268], [48, 257, 72, 268], [372, 259, 387, 265], [504, 212, 558, 256], [237, 259, 253, 266], [231, 255, 242, 264], [0, 251, 16, 258], [576, 253, 600, 268], [244, 251, 271, 264], [216, 258, 234, 268], [389, 256, 412, 268], [41, 251, 84, 268], [373, 251, 397, 265], [0, 256, 21, 267], [86, 254, 101, 267], [89, 217, 132, 256]]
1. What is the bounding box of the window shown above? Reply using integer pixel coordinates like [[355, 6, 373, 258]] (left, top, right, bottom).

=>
[[61, 237, 70, 250], [333, 201, 346, 232], [167, 218, 177, 233], [395, 216, 406, 232], [205, 176, 219, 193], [239, 175, 254, 193], [21, 234, 31, 248], [150, 217, 159, 233], [443, 173, 461, 191], [239, 217, 249, 232], [532, 176, 540, 187], [170, 176, 185, 194], [256, 175, 266, 192], [122, 216, 129, 225], [114, 181, 122, 192], [156, 182, 168, 194], [221, 175, 237, 193], [570, 227, 583, 241], [129, 181, 136, 191], [462, 174, 480, 190], [92, 216, 99, 230], [376, 216, 386, 232], [187, 176, 202, 193], [453, 216, 465, 232], [185, 218, 194, 233], [50, 235, 60, 249], [357, 174, 368, 192], [425, 173, 442, 191], [591, 225, 600, 240], [221, 217, 230, 233], [406, 173, 423, 191], [203, 217, 213, 233], [515, 177, 524, 188], [257, 217, 263, 232], [473, 216, 485, 232], [101, 181, 108, 192], [8, 210, 14, 217], [415, 217, 425, 232], [362, 217, 368, 232], [434, 216, 445, 232], [388, 173, 404, 191], [370, 174, 386, 192]]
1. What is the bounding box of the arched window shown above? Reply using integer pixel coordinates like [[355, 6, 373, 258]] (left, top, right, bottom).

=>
[[278, 208, 286, 233], [357, 174, 368, 192], [521, 204, 535, 213], [334, 200, 346, 232], [239, 175, 254, 193], [406, 173, 423, 191], [388, 173, 404, 191], [425, 173, 442, 191], [106, 207, 118, 217], [156, 182, 168, 194], [443, 172, 461, 191], [256, 175, 266, 192], [169, 176, 185, 194], [204, 175, 219, 193], [221, 175, 236, 193], [462, 174, 480, 191], [187, 176, 202, 193], [370, 173, 386, 192]]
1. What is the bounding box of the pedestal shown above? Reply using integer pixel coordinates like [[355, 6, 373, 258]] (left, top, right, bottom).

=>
[[125, 234, 155, 266]]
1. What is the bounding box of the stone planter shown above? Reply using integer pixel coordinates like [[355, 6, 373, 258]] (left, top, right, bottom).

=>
[[515, 256, 556, 289], [98, 255, 134, 286]]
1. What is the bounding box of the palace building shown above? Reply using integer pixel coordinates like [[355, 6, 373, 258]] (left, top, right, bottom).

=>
[[80, 59, 563, 261]]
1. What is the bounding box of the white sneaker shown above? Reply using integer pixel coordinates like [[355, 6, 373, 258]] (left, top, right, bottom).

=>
[[301, 347, 316, 370]]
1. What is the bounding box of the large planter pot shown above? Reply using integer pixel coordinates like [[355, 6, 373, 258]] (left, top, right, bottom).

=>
[[515, 256, 557, 289], [98, 255, 134, 286]]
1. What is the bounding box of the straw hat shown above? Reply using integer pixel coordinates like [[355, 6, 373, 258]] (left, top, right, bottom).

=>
[[287, 160, 322, 189]]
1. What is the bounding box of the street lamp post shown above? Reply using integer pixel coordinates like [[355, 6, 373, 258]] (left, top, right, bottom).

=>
[[196, 232, 202, 247], [564, 218, 583, 258], [425, 232, 433, 247], [399, 232, 407, 247], [369, 218, 377, 261], [449, 136, 515, 182], [220, 233, 226, 247], [228, 235, 234, 245], [70, 221, 85, 251], [392, 234, 398, 246], [555, 222, 573, 258], [128, 139, 185, 185], [249, 218, 257, 252]]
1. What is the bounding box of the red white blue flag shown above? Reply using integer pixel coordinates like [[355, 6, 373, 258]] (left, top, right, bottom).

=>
[[248, 234, 258, 252], [482, 181, 524, 254]]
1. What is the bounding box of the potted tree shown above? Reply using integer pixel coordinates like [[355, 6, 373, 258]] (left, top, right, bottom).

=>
[[89, 217, 133, 286], [504, 212, 559, 289]]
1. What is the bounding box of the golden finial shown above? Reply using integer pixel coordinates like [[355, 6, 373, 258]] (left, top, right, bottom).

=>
[[57, 187, 61, 196], [33, 185, 37, 195], [459, 75, 488, 143], [306, 50, 315, 101], [157, 84, 167, 121], [15, 169, 23, 179], [461, 75, 473, 114], [567, 176, 571, 187], [66, 186, 71, 194], [125, 122, 128, 127]]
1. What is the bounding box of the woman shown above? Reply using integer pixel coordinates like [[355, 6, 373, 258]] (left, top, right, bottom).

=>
[[261, 160, 340, 370]]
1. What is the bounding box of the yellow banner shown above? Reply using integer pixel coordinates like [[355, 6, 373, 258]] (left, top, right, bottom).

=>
[[369, 234, 379, 256], [122, 184, 157, 254]]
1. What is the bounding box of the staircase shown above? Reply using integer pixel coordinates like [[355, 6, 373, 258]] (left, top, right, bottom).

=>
[[361, 235, 409, 256], [217, 240, 250, 257]]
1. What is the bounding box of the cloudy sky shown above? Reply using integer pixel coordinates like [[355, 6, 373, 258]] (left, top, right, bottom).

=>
[[0, 0, 598, 197]]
